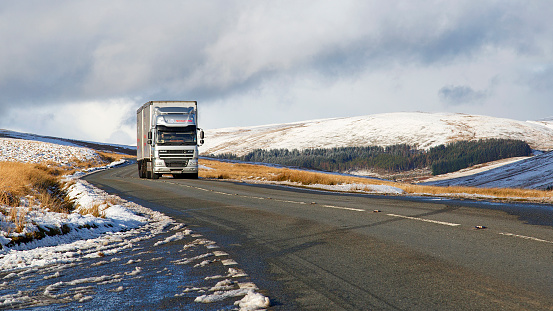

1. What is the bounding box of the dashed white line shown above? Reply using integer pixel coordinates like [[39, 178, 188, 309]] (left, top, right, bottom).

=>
[[386, 213, 461, 227], [498, 232, 553, 244], [321, 205, 365, 212]]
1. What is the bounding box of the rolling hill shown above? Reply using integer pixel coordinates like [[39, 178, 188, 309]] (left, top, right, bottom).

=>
[[424, 151, 553, 190], [200, 112, 553, 156], [0, 129, 135, 155]]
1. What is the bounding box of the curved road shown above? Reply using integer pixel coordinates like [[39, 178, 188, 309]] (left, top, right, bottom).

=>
[[85, 164, 553, 310]]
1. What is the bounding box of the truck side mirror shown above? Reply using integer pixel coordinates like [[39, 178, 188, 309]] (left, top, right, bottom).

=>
[[200, 129, 204, 140], [147, 131, 152, 144]]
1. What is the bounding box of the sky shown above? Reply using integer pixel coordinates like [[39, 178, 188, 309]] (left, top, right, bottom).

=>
[[1, 1, 552, 146]]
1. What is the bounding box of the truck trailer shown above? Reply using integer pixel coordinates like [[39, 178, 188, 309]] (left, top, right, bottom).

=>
[[137, 101, 204, 179]]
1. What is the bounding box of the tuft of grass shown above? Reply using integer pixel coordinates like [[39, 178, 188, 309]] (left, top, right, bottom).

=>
[[9, 207, 28, 233], [79, 203, 106, 218], [78, 196, 123, 218], [0, 190, 18, 207], [104, 195, 122, 206]]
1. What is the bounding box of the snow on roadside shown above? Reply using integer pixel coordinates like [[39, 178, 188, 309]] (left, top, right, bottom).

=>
[[0, 166, 171, 269], [0, 137, 270, 309]]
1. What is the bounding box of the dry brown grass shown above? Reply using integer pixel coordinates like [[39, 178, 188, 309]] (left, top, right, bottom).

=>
[[0, 152, 129, 246], [49, 151, 130, 175], [9, 207, 28, 233], [97, 151, 129, 163], [199, 159, 553, 203], [0, 161, 76, 212], [77, 195, 123, 218], [0, 162, 41, 206], [79, 203, 106, 218], [0, 152, 128, 213]]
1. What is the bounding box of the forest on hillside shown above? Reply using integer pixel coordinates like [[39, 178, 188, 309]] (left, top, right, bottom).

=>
[[209, 139, 532, 176]]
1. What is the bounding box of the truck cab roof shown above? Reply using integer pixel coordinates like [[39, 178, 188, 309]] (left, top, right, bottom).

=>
[[155, 107, 194, 114]]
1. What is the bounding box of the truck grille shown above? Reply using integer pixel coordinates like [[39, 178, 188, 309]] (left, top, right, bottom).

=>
[[158, 150, 194, 159], [166, 161, 188, 167]]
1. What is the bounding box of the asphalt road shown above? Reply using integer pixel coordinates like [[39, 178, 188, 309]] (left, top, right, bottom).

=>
[[85, 164, 553, 310]]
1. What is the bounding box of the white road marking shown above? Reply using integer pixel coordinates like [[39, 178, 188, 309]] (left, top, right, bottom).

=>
[[386, 213, 461, 227], [321, 204, 365, 212], [498, 232, 553, 244]]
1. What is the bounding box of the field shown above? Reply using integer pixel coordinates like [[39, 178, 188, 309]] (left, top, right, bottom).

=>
[[199, 159, 553, 203]]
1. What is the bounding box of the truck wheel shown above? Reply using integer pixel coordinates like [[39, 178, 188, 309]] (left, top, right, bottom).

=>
[[138, 161, 145, 178]]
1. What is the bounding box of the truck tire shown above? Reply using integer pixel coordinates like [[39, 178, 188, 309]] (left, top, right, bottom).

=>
[[138, 161, 145, 178], [141, 161, 148, 178]]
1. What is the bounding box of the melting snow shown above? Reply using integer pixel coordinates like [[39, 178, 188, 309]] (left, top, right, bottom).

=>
[[0, 136, 270, 309]]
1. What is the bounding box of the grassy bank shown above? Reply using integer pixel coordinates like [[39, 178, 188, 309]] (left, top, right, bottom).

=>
[[199, 159, 553, 203], [0, 151, 127, 243]]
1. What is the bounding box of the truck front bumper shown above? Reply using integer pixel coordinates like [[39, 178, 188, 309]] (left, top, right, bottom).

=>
[[153, 159, 198, 174]]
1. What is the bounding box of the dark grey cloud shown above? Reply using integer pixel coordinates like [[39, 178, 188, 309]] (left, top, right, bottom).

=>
[[523, 65, 553, 92], [438, 85, 487, 106]]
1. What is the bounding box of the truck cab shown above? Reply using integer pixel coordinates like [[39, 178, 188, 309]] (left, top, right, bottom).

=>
[[137, 101, 204, 179]]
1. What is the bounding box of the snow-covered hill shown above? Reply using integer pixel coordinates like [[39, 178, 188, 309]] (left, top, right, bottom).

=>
[[424, 151, 553, 190], [0, 129, 135, 155], [201, 112, 553, 156]]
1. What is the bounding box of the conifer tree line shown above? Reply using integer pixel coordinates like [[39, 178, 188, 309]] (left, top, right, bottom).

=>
[[210, 139, 532, 175]]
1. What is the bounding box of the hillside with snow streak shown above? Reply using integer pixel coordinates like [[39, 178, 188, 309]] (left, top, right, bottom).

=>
[[201, 112, 553, 156], [425, 151, 553, 190]]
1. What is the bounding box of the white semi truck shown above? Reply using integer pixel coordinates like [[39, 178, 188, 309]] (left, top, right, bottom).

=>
[[137, 101, 204, 179]]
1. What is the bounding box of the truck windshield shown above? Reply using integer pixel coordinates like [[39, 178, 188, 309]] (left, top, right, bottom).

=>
[[156, 126, 196, 146]]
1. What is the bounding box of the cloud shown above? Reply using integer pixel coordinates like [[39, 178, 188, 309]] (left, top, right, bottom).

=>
[[1, 1, 553, 144], [522, 65, 553, 92], [2, 1, 546, 105], [3, 98, 137, 145], [438, 85, 487, 106]]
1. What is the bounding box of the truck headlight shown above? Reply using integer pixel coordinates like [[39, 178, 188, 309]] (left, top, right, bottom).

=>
[[154, 159, 165, 167]]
